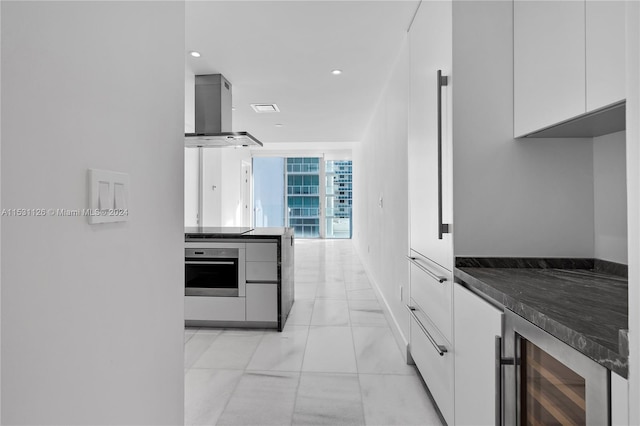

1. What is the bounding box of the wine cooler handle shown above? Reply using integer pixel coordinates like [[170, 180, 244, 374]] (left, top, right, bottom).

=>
[[495, 336, 502, 426], [496, 335, 515, 426]]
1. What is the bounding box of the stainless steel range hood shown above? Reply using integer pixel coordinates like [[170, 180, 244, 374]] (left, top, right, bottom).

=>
[[185, 74, 263, 148]]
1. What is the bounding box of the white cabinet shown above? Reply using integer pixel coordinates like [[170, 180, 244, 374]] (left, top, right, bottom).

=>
[[409, 305, 454, 424], [408, 0, 453, 271], [408, 2, 454, 424], [184, 296, 246, 322], [612, 372, 629, 426], [514, 0, 626, 137], [246, 261, 277, 282], [453, 283, 503, 426], [246, 284, 278, 322], [514, 0, 586, 137], [586, 1, 626, 111], [246, 242, 278, 282], [246, 242, 277, 262], [245, 242, 279, 323], [409, 256, 452, 343]]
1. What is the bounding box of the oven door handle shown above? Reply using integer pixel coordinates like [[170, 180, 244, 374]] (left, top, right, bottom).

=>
[[185, 260, 236, 265]]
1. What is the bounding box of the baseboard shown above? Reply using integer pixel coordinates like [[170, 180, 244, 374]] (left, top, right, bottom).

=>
[[353, 243, 411, 363]]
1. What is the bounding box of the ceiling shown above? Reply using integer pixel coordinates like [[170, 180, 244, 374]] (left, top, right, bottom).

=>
[[186, 1, 419, 145]]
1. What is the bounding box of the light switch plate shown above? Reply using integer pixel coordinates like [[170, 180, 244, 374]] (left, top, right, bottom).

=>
[[88, 169, 130, 224]]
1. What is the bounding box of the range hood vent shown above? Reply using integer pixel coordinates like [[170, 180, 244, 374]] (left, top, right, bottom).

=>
[[185, 74, 263, 147], [185, 132, 262, 148]]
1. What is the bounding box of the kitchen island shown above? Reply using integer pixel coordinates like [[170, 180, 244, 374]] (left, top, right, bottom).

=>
[[454, 258, 628, 377], [185, 227, 295, 331]]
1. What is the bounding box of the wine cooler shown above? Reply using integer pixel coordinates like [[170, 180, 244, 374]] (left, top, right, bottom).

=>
[[501, 310, 609, 425]]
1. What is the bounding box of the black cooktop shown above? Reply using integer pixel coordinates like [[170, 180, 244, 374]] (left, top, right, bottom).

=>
[[184, 227, 254, 235]]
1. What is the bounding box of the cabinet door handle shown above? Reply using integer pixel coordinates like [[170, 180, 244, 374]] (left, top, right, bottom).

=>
[[407, 305, 447, 356], [407, 256, 447, 283], [437, 70, 451, 240]]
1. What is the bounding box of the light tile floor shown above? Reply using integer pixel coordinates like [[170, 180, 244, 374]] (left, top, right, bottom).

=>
[[184, 239, 443, 426]]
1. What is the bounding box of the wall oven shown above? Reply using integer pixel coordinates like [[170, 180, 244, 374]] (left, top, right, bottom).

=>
[[185, 243, 246, 297], [501, 310, 609, 425]]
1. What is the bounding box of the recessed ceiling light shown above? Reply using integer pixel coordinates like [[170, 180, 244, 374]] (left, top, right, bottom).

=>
[[232, 107, 236, 111], [331, 69, 342, 75], [275, 124, 283, 127], [189, 51, 201, 58], [251, 104, 280, 113]]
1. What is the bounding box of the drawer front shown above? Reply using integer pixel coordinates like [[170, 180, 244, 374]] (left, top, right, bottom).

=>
[[246, 283, 278, 322], [410, 260, 452, 342], [185, 296, 245, 321], [246, 261, 278, 282], [410, 308, 454, 425], [246, 243, 278, 262]]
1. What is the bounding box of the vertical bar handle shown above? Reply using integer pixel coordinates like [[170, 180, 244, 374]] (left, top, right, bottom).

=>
[[437, 70, 451, 239], [495, 335, 502, 426]]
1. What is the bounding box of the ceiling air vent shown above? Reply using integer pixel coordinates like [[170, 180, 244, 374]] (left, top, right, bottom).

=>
[[251, 103, 280, 113]]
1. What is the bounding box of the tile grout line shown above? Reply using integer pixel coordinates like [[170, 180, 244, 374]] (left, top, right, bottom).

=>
[[186, 328, 223, 371], [213, 331, 267, 426], [343, 253, 371, 426]]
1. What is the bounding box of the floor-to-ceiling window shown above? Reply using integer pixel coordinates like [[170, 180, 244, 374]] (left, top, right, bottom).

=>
[[325, 160, 352, 239], [253, 156, 352, 239], [286, 158, 321, 238], [253, 157, 285, 227]]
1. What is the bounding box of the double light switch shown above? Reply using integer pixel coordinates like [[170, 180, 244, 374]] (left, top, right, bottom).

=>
[[88, 169, 130, 224]]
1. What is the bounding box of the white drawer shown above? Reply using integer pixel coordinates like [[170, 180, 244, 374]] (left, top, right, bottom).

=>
[[409, 307, 454, 425], [410, 258, 452, 342], [246, 283, 278, 322], [185, 296, 245, 321], [246, 243, 278, 262], [246, 261, 278, 282]]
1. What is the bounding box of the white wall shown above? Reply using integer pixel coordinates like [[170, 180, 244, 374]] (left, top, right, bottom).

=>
[[1, 2, 185, 424], [452, 1, 595, 258], [0, 1, 3, 419], [185, 148, 200, 226], [185, 69, 195, 133], [202, 148, 222, 226], [185, 72, 198, 226], [594, 130, 627, 264], [353, 40, 410, 349], [198, 147, 252, 227], [626, 0, 639, 423]]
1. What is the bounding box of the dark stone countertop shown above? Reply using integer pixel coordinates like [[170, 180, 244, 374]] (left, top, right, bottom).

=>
[[185, 227, 292, 240], [454, 261, 628, 377]]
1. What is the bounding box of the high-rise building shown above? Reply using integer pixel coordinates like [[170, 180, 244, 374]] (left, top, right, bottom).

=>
[[325, 160, 353, 239], [286, 158, 320, 238]]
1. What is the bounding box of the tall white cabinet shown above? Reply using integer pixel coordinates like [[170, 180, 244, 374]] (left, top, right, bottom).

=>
[[408, 0, 453, 270], [407, 1, 454, 424]]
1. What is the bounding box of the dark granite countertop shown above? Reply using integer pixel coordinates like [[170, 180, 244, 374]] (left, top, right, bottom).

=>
[[185, 226, 292, 240], [454, 260, 628, 377]]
